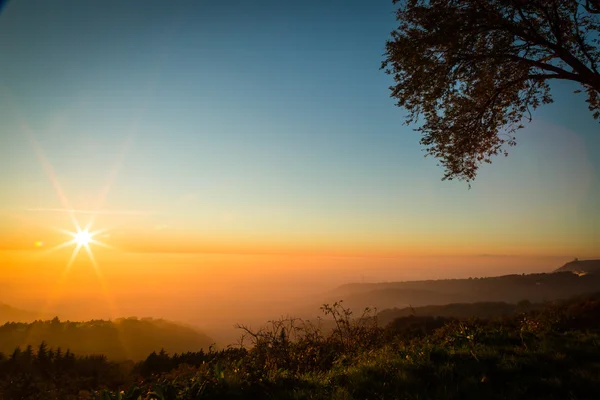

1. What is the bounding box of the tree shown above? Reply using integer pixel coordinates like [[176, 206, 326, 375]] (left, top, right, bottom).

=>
[[36, 341, 48, 364], [10, 347, 21, 362], [23, 345, 33, 363], [382, 0, 600, 183]]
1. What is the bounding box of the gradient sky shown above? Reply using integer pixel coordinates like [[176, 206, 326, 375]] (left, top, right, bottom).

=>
[[0, 0, 598, 266]]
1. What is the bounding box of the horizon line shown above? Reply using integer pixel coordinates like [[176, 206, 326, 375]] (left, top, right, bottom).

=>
[[24, 208, 155, 216]]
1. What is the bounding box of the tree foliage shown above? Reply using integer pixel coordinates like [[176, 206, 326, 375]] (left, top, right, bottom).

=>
[[382, 0, 600, 182]]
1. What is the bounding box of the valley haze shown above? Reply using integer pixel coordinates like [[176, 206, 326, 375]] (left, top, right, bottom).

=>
[[3, 257, 599, 347]]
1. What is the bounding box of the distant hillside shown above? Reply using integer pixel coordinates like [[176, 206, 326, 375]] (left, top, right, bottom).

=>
[[0, 303, 45, 324], [377, 300, 542, 327], [328, 271, 600, 312], [0, 317, 214, 361], [554, 259, 600, 275]]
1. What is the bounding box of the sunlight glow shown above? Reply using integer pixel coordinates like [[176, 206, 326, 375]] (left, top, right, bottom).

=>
[[11, 76, 135, 357], [75, 229, 92, 246], [57, 221, 111, 272]]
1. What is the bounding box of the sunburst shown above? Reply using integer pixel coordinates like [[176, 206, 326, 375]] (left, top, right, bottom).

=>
[[50, 218, 112, 273], [10, 73, 158, 360], [74, 229, 92, 246]]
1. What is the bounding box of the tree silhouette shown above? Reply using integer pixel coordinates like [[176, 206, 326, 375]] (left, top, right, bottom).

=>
[[382, 0, 600, 183], [36, 341, 49, 367]]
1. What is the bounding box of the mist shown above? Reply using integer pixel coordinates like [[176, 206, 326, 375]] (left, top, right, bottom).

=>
[[1, 250, 573, 344]]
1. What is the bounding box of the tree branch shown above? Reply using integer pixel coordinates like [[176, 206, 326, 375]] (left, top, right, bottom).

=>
[[527, 73, 584, 81], [542, 2, 563, 47], [584, 0, 600, 14], [500, 8, 600, 89], [458, 51, 585, 83], [572, 6, 599, 74]]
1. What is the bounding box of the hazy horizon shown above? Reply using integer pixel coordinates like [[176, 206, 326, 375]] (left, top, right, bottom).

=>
[[0, 252, 587, 325]]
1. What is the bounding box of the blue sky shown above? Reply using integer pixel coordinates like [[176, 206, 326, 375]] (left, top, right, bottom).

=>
[[0, 0, 598, 258]]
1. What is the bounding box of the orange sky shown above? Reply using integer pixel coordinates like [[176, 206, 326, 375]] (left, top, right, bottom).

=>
[[0, 246, 577, 328]]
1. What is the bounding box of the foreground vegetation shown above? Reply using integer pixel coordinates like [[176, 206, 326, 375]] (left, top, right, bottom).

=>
[[1, 294, 600, 399]]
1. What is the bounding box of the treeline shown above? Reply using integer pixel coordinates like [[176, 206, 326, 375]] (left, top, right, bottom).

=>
[[0, 341, 244, 399], [0, 317, 213, 361], [136, 348, 246, 378], [0, 342, 132, 399]]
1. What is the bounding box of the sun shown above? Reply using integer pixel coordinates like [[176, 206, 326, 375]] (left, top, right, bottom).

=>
[[74, 229, 93, 246], [65, 225, 101, 252], [48, 220, 111, 272]]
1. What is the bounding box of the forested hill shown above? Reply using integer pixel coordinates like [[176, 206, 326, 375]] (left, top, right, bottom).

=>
[[0, 317, 213, 361]]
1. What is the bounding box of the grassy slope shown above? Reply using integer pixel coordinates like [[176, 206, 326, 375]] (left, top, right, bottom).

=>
[[76, 294, 600, 399]]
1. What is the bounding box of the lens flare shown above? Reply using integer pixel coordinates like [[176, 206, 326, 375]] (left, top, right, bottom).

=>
[[54, 220, 111, 273], [74, 229, 92, 246]]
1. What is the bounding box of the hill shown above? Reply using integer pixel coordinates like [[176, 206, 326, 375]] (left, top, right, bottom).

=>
[[0, 317, 214, 361], [326, 271, 600, 312], [376, 300, 542, 327], [0, 303, 46, 324], [554, 258, 600, 275]]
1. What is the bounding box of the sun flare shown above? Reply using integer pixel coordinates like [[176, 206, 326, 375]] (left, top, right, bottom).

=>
[[74, 229, 92, 246], [48, 220, 112, 272]]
